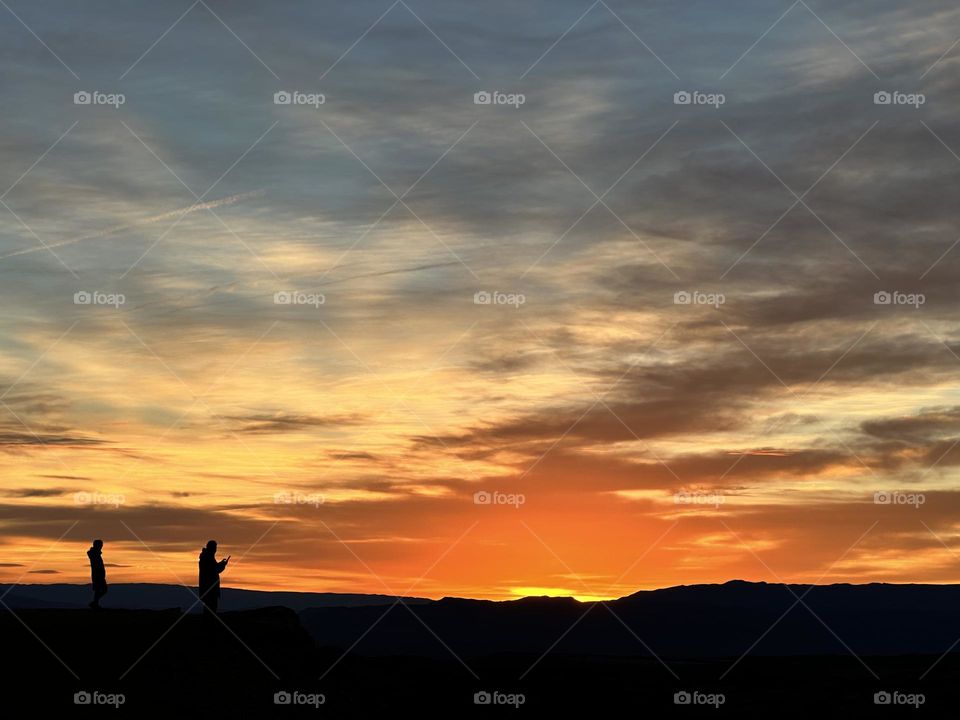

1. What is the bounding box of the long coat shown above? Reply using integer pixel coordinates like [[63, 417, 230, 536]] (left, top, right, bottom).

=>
[[87, 547, 106, 591], [198, 548, 226, 600]]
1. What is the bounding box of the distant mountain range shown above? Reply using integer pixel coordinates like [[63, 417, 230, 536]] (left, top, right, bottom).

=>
[[301, 580, 960, 658], [7, 580, 960, 658]]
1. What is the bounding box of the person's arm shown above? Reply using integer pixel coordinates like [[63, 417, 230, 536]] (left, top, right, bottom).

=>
[[217, 557, 229, 573]]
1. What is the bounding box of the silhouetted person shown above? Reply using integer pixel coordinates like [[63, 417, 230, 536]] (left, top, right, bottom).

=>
[[87, 539, 107, 609], [198, 540, 229, 618]]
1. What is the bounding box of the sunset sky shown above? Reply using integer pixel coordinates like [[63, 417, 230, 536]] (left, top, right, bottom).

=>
[[2, 0, 960, 601]]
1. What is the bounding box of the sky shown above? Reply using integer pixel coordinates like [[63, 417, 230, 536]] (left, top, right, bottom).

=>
[[2, 0, 960, 601]]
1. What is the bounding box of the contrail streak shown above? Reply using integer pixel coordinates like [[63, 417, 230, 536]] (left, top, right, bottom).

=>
[[0, 190, 262, 259]]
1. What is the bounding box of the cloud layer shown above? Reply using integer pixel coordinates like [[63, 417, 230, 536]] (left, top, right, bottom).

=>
[[1, 0, 960, 599]]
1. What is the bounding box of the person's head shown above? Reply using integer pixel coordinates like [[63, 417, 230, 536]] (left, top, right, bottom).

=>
[[92, 539, 103, 550], [205, 540, 217, 552]]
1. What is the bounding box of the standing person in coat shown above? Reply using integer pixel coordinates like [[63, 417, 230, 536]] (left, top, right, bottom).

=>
[[198, 540, 229, 617], [87, 539, 107, 609]]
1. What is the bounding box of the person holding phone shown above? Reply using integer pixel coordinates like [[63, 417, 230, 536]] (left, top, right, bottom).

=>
[[198, 539, 229, 618]]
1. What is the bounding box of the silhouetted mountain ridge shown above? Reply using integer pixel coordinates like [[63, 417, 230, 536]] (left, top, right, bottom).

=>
[[301, 580, 960, 658]]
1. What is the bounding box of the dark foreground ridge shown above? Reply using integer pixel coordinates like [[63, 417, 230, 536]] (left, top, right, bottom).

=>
[[2, 582, 430, 611], [3, 581, 957, 715]]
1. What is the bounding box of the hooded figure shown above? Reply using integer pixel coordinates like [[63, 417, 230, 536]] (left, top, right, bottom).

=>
[[198, 540, 228, 616], [87, 539, 107, 609]]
